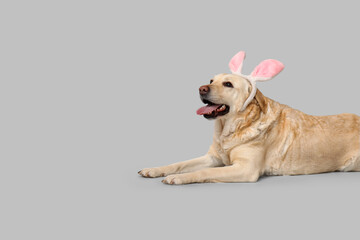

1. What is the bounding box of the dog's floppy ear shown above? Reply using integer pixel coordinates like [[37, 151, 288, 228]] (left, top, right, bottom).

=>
[[250, 59, 284, 81], [229, 51, 246, 74], [254, 89, 267, 113]]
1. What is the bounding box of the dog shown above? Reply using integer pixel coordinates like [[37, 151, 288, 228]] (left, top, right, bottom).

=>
[[138, 51, 360, 184]]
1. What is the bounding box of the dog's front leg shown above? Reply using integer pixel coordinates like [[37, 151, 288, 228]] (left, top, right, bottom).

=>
[[138, 154, 223, 178], [162, 163, 260, 184], [162, 147, 263, 184]]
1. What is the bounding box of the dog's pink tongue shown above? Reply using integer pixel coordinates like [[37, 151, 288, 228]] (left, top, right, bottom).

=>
[[196, 104, 221, 115]]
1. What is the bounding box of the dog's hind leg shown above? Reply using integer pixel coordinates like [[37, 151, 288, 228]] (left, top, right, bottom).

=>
[[351, 156, 360, 171], [340, 154, 360, 172]]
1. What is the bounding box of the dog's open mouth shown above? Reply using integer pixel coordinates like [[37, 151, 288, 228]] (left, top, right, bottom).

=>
[[196, 99, 230, 119]]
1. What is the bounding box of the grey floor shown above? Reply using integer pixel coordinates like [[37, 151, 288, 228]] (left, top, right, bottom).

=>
[[130, 170, 360, 239], [1, 1, 360, 239]]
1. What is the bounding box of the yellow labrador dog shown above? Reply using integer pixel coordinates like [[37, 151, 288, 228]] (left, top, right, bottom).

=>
[[138, 51, 360, 184]]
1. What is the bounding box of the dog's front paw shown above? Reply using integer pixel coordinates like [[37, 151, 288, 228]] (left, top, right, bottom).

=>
[[138, 167, 165, 178], [162, 175, 184, 185]]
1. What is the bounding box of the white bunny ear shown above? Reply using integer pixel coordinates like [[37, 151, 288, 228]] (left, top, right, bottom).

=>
[[229, 51, 246, 74], [250, 59, 284, 81], [240, 59, 284, 111]]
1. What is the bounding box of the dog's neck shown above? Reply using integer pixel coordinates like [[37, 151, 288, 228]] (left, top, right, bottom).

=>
[[214, 91, 280, 149], [215, 102, 262, 139]]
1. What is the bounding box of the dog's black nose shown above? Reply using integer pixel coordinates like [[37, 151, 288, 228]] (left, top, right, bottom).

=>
[[199, 85, 210, 95]]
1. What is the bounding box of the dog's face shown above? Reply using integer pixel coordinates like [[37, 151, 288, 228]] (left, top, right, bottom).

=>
[[196, 73, 251, 119]]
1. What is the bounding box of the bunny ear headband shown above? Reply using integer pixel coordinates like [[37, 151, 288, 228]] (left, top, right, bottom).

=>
[[228, 51, 285, 111]]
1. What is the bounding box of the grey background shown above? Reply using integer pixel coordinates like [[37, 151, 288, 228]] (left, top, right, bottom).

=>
[[1, 0, 359, 239]]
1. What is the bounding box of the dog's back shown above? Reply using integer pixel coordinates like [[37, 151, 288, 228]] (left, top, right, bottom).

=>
[[262, 96, 360, 176]]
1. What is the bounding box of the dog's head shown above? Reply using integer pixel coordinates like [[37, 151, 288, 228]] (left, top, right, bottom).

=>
[[196, 74, 252, 119], [196, 51, 284, 119]]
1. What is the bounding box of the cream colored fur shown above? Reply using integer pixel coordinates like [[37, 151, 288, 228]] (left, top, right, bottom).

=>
[[138, 74, 360, 184]]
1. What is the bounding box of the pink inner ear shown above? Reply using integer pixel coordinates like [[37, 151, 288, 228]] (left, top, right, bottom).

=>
[[251, 59, 284, 78], [229, 51, 246, 73]]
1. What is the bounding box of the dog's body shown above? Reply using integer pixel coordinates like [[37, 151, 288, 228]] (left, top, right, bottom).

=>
[[139, 69, 360, 184]]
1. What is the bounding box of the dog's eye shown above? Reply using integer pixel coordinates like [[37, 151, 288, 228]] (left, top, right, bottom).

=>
[[210, 79, 213, 84], [223, 82, 233, 88]]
